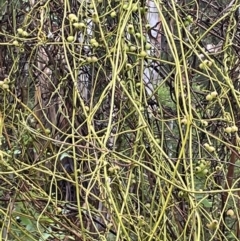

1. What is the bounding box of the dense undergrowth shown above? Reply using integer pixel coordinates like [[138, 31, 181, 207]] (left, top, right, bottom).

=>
[[0, 0, 240, 240]]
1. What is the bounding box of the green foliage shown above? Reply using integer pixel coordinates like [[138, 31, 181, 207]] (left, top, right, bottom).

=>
[[0, 0, 239, 241]]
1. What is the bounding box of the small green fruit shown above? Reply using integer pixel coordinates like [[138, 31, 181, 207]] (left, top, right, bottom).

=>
[[199, 62, 205, 69], [92, 18, 99, 23], [178, 191, 184, 197], [127, 24, 134, 34], [208, 146, 215, 152], [89, 3, 94, 9], [79, 22, 86, 28], [17, 28, 24, 35], [106, 223, 113, 229], [202, 169, 208, 175], [68, 13, 78, 22], [141, 36, 146, 42], [204, 143, 209, 148], [186, 15, 193, 22], [140, 6, 148, 13], [199, 163, 206, 169], [201, 120, 208, 127], [215, 165, 222, 172], [110, 11, 117, 18], [90, 39, 99, 47], [13, 40, 19, 46], [155, 138, 161, 144], [92, 42, 99, 48], [203, 59, 209, 65], [90, 38, 96, 44], [139, 50, 147, 57], [130, 46, 137, 52], [131, 179, 136, 184], [132, 4, 138, 12], [207, 60, 213, 67], [206, 94, 213, 101], [183, 20, 191, 27], [22, 31, 29, 37], [200, 159, 206, 165], [207, 220, 218, 230], [231, 125, 238, 132], [145, 43, 151, 50], [4, 78, 10, 83], [210, 91, 218, 98], [135, 32, 141, 38], [227, 209, 234, 217], [86, 57, 92, 63], [145, 24, 151, 29], [67, 36, 74, 42], [122, 4, 129, 10], [195, 166, 201, 173], [145, 203, 151, 208], [225, 127, 232, 133], [45, 129, 51, 134], [56, 207, 62, 214], [91, 56, 98, 62], [73, 22, 86, 29], [2, 84, 9, 90], [108, 167, 115, 173], [92, 41, 99, 48]]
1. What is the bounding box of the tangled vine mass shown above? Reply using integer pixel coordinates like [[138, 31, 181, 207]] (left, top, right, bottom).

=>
[[0, 0, 240, 240]]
